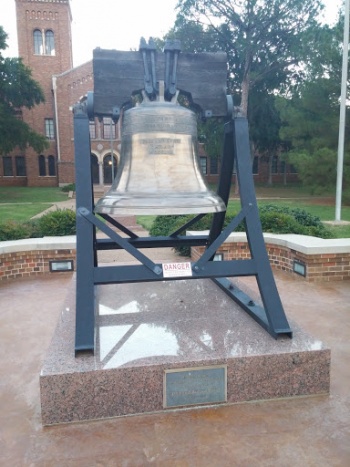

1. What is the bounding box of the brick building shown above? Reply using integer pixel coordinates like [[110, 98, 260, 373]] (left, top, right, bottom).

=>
[[1, 0, 120, 188], [0, 0, 298, 188]]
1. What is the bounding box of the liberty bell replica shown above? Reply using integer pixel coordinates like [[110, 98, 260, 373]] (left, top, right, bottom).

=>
[[73, 39, 293, 354], [94, 43, 225, 216]]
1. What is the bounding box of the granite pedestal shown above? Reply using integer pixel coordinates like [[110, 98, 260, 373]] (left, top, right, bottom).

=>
[[40, 276, 330, 425]]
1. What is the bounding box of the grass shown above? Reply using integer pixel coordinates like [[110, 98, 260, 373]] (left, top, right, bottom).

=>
[[329, 224, 350, 238], [0, 204, 51, 222], [227, 199, 350, 221], [0, 185, 349, 238], [136, 216, 155, 231], [0, 187, 67, 223], [0, 187, 67, 204]]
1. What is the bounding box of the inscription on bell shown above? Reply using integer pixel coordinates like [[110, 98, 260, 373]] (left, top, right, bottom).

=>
[[140, 138, 181, 155], [123, 114, 196, 135]]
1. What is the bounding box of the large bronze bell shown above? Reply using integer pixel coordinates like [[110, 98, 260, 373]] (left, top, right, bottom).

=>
[[95, 89, 226, 216]]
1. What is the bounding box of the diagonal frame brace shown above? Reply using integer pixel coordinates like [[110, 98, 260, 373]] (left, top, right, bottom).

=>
[[212, 277, 292, 338], [98, 213, 139, 239], [78, 207, 162, 276], [193, 206, 250, 271]]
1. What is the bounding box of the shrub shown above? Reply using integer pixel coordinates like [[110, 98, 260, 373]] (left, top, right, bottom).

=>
[[38, 209, 76, 236], [61, 183, 76, 193], [0, 209, 76, 241], [149, 215, 185, 237], [259, 211, 304, 234], [259, 204, 323, 227], [149, 213, 242, 256], [149, 204, 333, 256], [258, 204, 332, 237], [0, 220, 32, 241], [170, 214, 214, 256]]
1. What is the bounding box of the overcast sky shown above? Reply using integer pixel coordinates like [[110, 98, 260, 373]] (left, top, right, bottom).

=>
[[0, 0, 344, 67]]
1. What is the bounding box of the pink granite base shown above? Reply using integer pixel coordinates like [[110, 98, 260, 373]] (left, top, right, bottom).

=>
[[40, 277, 330, 425]]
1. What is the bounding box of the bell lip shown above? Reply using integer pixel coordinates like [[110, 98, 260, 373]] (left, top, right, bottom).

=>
[[94, 194, 226, 216], [94, 206, 226, 215]]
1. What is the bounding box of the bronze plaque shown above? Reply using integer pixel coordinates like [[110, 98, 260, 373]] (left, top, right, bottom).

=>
[[164, 365, 227, 408]]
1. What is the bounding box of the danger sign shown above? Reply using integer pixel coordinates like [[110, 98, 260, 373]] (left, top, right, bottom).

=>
[[162, 262, 193, 278]]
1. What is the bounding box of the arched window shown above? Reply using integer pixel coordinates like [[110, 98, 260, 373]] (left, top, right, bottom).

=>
[[103, 154, 117, 184], [33, 29, 43, 55], [91, 154, 99, 184], [45, 30, 55, 55], [38, 155, 46, 176], [48, 155, 56, 176]]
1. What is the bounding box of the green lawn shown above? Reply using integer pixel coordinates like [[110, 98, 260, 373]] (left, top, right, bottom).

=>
[[0, 187, 67, 223], [0, 187, 67, 203], [0, 204, 52, 222], [227, 199, 350, 221], [0, 186, 349, 238]]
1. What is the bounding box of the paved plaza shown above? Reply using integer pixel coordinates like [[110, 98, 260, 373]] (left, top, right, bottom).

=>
[[0, 239, 349, 466]]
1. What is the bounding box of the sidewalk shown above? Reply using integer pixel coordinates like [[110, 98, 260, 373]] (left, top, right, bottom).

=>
[[30, 198, 76, 219]]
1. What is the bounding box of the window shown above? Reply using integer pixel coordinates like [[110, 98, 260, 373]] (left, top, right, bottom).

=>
[[280, 160, 286, 174], [33, 29, 43, 55], [33, 29, 55, 56], [45, 118, 55, 139], [103, 154, 117, 184], [48, 155, 56, 176], [271, 155, 279, 174], [252, 156, 259, 174], [199, 156, 207, 175], [91, 154, 99, 184], [15, 156, 26, 176], [45, 30, 55, 55], [89, 121, 96, 139], [103, 118, 116, 139], [3, 156, 13, 176], [210, 157, 219, 175], [38, 155, 46, 176], [290, 164, 298, 174]]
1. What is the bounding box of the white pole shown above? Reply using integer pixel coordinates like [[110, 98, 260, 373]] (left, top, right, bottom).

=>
[[336, 0, 350, 221], [110, 119, 114, 182]]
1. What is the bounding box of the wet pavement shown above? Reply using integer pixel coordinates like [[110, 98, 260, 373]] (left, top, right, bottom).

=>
[[0, 236, 349, 466]]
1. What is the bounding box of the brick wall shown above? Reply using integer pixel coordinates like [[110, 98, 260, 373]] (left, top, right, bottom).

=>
[[191, 234, 350, 282], [0, 248, 75, 282], [1, 234, 349, 283], [0, 237, 76, 282]]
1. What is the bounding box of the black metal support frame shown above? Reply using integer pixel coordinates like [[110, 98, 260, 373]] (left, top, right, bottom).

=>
[[73, 101, 292, 354]]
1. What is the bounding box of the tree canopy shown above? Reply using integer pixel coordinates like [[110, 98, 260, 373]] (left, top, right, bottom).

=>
[[0, 26, 48, 154], [276, 14, 350, 195], [175, 0, 324, 116]]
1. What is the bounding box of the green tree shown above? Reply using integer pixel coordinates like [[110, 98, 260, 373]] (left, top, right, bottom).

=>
[[0, 26, 48, 154], [164, 16, 286, 178], [176, 0, 324, 116], [277, 79, 341, 152], [276, 15, 350, 195], [277, 78, 350, 194]]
